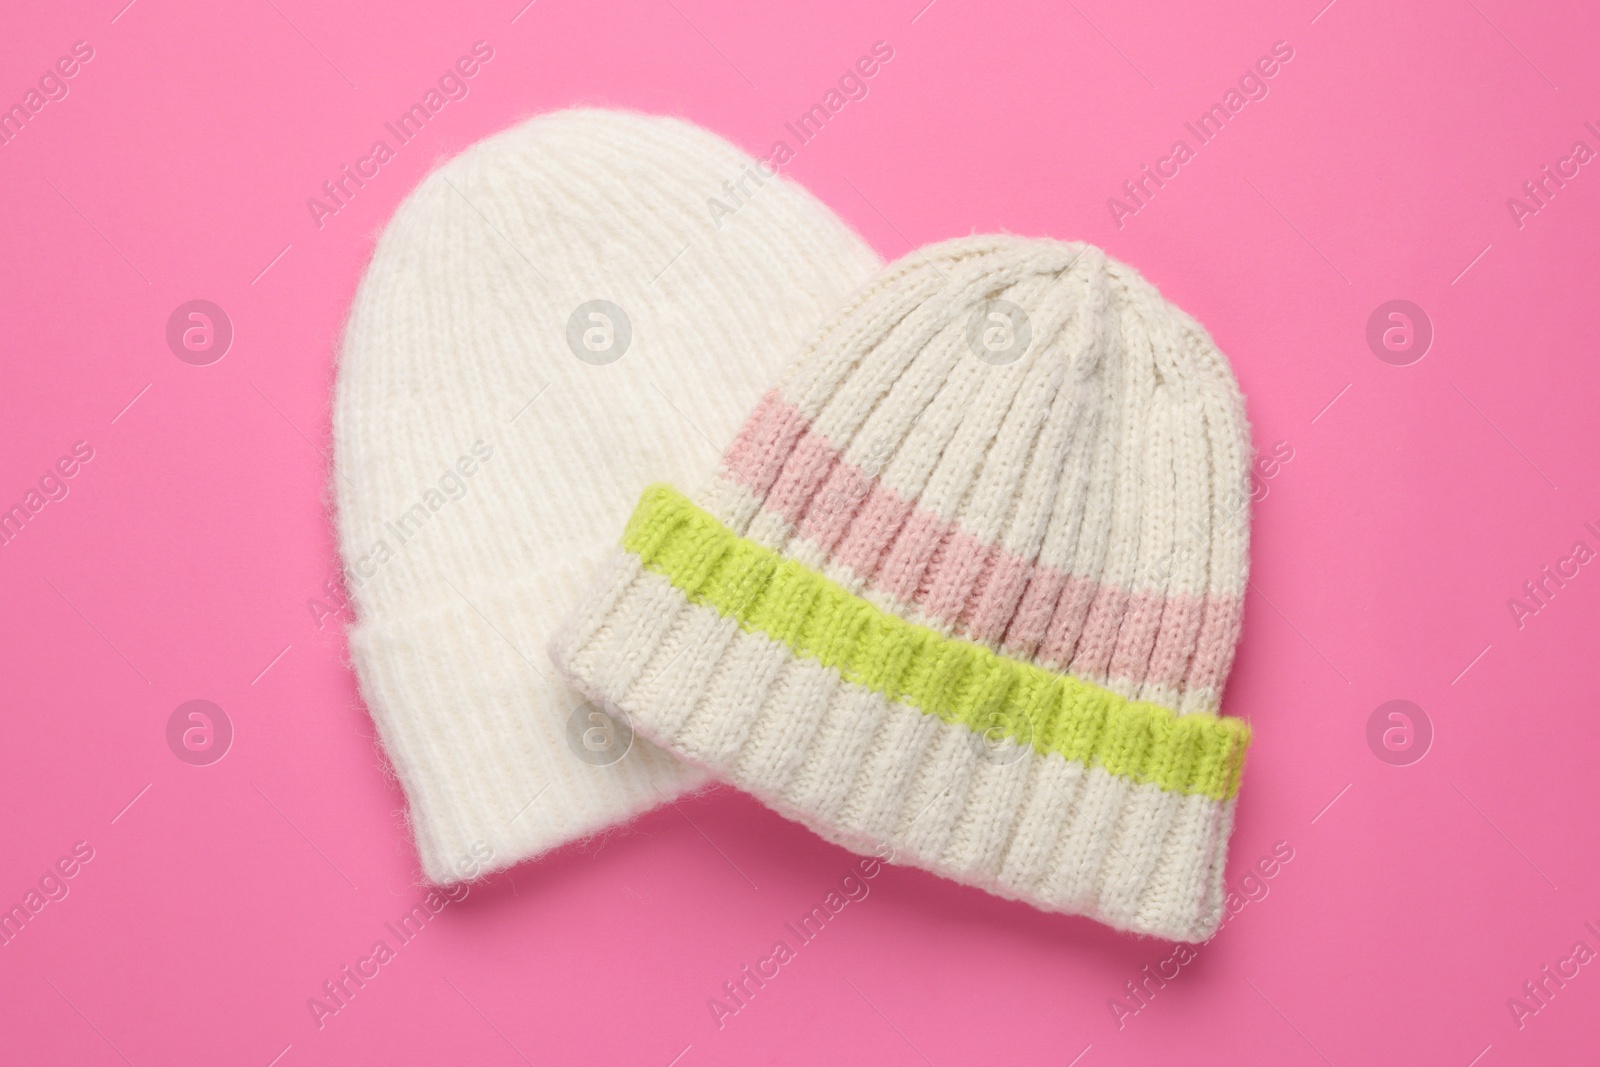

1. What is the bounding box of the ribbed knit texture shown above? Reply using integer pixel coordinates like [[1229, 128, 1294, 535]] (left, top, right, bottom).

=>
[[553, 235, 1254, 940], [333, 109, 881, 884]]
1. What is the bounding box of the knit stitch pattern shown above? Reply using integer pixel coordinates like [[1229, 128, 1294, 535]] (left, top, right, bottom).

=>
[[621, 485, 1247, 799], [334, 109, 881, 885], [553, 235, 1254, 939]]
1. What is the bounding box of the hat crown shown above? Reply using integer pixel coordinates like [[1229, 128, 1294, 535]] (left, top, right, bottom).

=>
[[335, 109, 880, 619], [709, 234, 1252, 714]]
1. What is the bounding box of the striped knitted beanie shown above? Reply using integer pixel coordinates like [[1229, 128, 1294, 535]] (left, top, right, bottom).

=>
[[552, 235, 1253, 940], [334, 109, 880, 885]]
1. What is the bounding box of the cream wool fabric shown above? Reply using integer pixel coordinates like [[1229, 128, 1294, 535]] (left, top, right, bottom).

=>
[[553, 235, 1254, 940], [334, 108, 881, 885]]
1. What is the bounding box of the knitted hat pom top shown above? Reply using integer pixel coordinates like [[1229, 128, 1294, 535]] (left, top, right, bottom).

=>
[[551, 234, 1254, 941]]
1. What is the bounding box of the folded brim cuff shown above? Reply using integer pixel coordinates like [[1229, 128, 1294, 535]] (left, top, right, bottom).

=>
[[550, 486, 1249, 941], [348, 552, 705, 885]]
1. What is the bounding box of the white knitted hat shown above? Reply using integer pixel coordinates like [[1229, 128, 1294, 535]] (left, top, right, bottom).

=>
[[334, 109, 880, 884], [553, 235, 1253, 940]]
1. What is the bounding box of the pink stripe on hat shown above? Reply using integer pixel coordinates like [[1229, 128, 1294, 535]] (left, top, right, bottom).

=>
[[717, 389, 1242, 699]]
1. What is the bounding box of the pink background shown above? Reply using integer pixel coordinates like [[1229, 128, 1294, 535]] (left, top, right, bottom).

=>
[[4, 0, 1599, 1063]]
